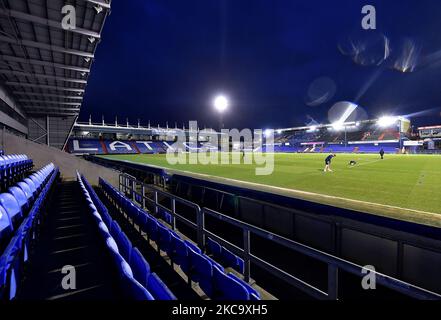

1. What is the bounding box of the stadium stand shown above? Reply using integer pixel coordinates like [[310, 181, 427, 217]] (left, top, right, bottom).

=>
[[78, 173, 176, 300], [0, 154, 33, 191], [0, 159, 58, 299], [67, 137, 401, 155], [99, 177, 261, 300]]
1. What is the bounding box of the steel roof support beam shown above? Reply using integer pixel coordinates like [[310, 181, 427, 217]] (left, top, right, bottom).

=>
[[0, 36, 94, 58], [23, 106, 80, 111], [19, 99, 81, 106], [0, 9, 100, 38], [0, 70, 87, 84], [1, 55, 90, 73], [13, 91, 83, 100], [84, 0, 111, 10], [28, 113, 79, 116], [6, 82, 85, 93]]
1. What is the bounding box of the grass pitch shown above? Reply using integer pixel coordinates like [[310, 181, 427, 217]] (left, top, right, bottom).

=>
[[100, 153, 441, 226]]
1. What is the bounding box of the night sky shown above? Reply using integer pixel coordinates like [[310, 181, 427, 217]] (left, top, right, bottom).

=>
[[80, 0, 441, 130]]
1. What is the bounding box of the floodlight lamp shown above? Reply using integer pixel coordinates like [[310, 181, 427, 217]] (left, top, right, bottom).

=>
[[264, 129, 273, 137], [332, 122, 344, 131], [213, 95, 229, 113], [377, 116, 397, 127]]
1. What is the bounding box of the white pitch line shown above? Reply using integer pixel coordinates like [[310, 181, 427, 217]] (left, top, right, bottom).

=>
[[117, 159, 441, 220]]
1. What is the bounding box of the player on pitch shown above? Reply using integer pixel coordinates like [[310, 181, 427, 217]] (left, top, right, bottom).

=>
[[324, 154, 336, 172]]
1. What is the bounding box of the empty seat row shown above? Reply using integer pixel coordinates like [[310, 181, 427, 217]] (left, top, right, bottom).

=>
[[206, 237, 245, 274], [0, 155, 33, 189], [77, 173, 176, 300], [0, 163, 56, 251], [0, 163, 58, 300], [100, 178, 260, 300]]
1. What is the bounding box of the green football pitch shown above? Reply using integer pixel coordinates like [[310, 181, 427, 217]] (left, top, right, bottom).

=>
[[99, 153, 441, 227]]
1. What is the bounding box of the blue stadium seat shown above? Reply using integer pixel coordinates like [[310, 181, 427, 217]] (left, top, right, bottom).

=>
[[147, 272, 176, 300], [0, 205, 13, 245], [170, 232, 189, 271], [129, 247, 151, 287], [187, 244, 214, 297], [106, 236, 119, 255], [114, 229, 133, 262], [117, 259, 155, 300], [228, 273, 261, 300], [158, 223, 172, 254], [212, 264, 249, 300], [23, 178, 36, 197], [126, 202, 139, 225], [136, 211, 148, 235], [207, 237, 222, 257], [97, 221, 111, 239], [8, 187, 29, 211], [184, 240, 201, 254], [133, 207, 146, 229], [146, 214, 159, 242], [91, 210, 103, 225], [100, 208, 112, 228], [29, 175, 42, 191], [110, 220, 122, 238], [221, 247, 245, 274], [17, 182, 32, 202], [0, 193, 23, 225]]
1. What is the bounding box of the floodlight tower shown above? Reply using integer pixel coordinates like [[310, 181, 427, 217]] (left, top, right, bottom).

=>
[[213, 94, 229, 130]]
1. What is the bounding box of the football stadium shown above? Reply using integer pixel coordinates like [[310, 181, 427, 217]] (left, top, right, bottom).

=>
[[0, 0, 441, 306]]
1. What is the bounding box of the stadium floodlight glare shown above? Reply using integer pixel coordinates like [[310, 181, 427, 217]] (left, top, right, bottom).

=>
[[213, 95, 229, 113], [377, 116, 397, 127], [332, 122, 344, 131], [264, 129, 273, 137]]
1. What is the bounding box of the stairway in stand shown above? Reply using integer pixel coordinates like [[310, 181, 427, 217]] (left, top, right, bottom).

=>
[[19, 181, 121, 300]]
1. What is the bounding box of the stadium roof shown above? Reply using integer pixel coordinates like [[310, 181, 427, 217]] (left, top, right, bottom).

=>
[[0, 0, 111, 133], [0, 0, 111, 117]]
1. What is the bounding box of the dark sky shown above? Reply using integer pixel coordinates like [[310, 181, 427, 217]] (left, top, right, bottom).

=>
[[80, 0, 441, 129]]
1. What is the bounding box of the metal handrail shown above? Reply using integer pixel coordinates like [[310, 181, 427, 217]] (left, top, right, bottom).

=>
[[117, 173, 441, 300]]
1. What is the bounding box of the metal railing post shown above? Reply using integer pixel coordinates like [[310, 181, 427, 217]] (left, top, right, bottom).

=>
[[154, 191, 159, 215], [327, 264, 339, 300], [243, 229, 251, 282], [142, 184, 146, 209], [132, 179, 136, 202], [197, 208, 205, 249], [171, 198, 177, 230]]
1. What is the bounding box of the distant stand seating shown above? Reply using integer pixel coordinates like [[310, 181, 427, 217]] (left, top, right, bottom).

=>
[[68, 139, 173, 155], [69, 127, 401, 156]]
